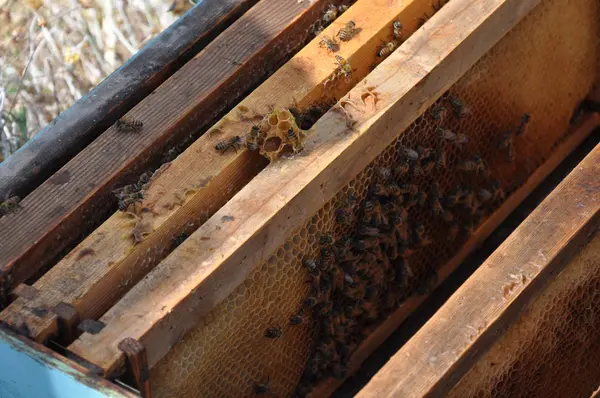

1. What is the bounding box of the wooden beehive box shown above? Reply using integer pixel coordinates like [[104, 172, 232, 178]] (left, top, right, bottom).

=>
[[0, 0, 598, 396]]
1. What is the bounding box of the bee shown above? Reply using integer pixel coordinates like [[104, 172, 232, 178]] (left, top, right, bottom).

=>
[[392, 20, 403, 39], [117, 196, 142, 212], [377, 40, 398, 57], [447, 95, 466, 118], [215, 135, 243, 154], [399, 146, 419, 161], [264, 326, 283, 339], [246, 140, 259, 151], [417, 145, 433, 159], [457, 154, 486, 175], [115, 117, 143, 133], [304, 296, 319, 308], [319, 35, 339, 53], [478, 188, 493, 202], [420, 157, 436, 174], [320, 247, 334, 264], [334, 55, 353, 79], [378, 167, 393, 181], [435, 127, 456, 141], [413, 223, 432, 247], [320, 233, 334, 245], [515, 113, 530, 136], [416, 190, 428, 207], [455, 133, 469, 145], [358, 225, 380, 237], [338, 4, 349, 13], [254, 376, 270, 395], [498, 131, 515, 162], [399, 183, 419, 195], [448, 223, 460, 241], [248, 123, 261, 138], [322, 4, 339, 25], [335, 208, 350, 224], [347, 189, 359, 204], [337, 20, 357, 42], [463, 219, 475, 236], [435, 148, 447, 169], [287, 127, 299, 143], [0, 196, 21, 216], [429, 187, 444, 217], [289, 310, 304, 325], [490, 179, 505, 201], [304, 259, 319, 275], [445, 185, 463, 207], [372, 183, 389, 197], [394, 159, 411, 176], [430, 104, 447, 121]]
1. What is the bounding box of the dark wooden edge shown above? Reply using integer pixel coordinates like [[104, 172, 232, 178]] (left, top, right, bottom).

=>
[[118, 338, 151, 398], [0, 0, 258, 200], [0, 0, 342, 305], [0, 324, 136, 397], [358, 143, 600, 398]]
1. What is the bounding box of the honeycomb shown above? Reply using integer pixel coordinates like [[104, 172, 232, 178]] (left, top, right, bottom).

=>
[[448, 231, 600, 398], [149, 0, 598, 396]]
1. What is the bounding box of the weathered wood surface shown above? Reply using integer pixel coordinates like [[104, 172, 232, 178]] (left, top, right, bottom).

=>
[[0, 0, 341, 308], [357, 141, 600, 398], [0, 0, 436, 344], [0, 0, 257, 200], [67, 0, 545, 376]]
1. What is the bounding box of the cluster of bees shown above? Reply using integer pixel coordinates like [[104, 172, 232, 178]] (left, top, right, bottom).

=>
[[112, 171, 153, 212], [0, 196, 20, 217], [284, 92, 530, 396]]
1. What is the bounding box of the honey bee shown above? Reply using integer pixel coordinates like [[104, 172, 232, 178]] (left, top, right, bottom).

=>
[[347, 189, 359, 204], [0, 196, 21, 216], [394, 160, 411, 176], [455, 133, 469, 145], [289, 310, 304, 325], [319, 35, 339, 53], [264, 326, 283, 339], [392, 20, 403, 39], [115, 117, 143, 133], [498, 131, 515, 162], [320, 247, 334, 264], [413, 223, 432, 247], [457, 154, 486, 175], [478, 188, 493, 202], [337, 20, 357, 42], [304, 296, 319, 308], [320, 233, 334, 245], [378, 167, 392, 181], [399, 146, 419, 161], [215, 135, 243, 154], [445, 185, 463, 207], [435, 148, 447, 169], [416, 190, 428, 207], [304, 259, 319, 275], [462, 219, 475, 236], [322, 4, 339, 25], [490, 179, 506, 200], [335, 208, 350, 224], [377, 40, 398, 58], [515, 113, 530, 136], [358, 225, 380, 237], [399, 183, 419, 195], [447, 95, 466, 118], [417, 146, 433, 159], [334, 55, 353, 79], [246, 140, 259, 151], [287, 127, 300, 143], [338, 4, 349, 13], [435, 127, 456, 141], [420, 158, 436, 174], [254, 376, 270, 395], [448, 223, 460, 241], [429, 187, 444, 217], [430, 103, 447, 121], [372, 183, 389, 197]]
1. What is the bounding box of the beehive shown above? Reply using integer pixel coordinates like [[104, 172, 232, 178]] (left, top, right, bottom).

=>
[[144, 0, 599, 396]]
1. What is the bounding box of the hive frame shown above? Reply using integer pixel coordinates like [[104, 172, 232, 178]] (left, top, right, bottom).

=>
[[66, 0, 547, 377]]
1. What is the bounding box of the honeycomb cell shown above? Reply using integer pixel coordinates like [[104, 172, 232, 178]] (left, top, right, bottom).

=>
[[150, 0, 598, 396]]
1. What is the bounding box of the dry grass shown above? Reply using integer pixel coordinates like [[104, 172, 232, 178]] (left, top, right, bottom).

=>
[[0, 0, 192, 161]]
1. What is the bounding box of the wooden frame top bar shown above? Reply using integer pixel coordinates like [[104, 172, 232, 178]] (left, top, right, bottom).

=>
[[357, 141, 600, 398], [68, 0, 543, 376]]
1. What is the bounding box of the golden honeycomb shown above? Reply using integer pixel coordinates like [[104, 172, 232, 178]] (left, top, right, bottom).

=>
[[150, 0, 599, 396], [449, 231, 600, 398]]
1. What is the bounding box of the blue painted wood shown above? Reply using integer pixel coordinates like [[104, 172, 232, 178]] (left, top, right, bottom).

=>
[[0, 330, 130, 398]]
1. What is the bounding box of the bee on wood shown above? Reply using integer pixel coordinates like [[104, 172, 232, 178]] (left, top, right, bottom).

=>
[[264, 326, 283, 339], [457, 154, 486, 175], [377, 40, 398, 57], [448, 95, 467, 119], [320, 233, 334, 246], [392, 20, 403, 39], [394, 160, 411, 176], [322, 4, 339, 25], [435, 148, 447, 169], [215, 135, 243, 154], [515, 113, 530, 136], [337, 20, 357, 41], [399, 146, 419, 161], [338, 4, 349, 13], [435, 127, 456, 141], [334, 55, 353, 80], [0, 196, 20, 216], [319, 35, 339, 53], [289, 309, 304, 325], [254, 376, 270, 395], [115, 117, 143, 133]]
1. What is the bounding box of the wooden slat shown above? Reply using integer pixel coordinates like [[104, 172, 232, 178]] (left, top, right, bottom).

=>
[[0, 0, 257, 200], [356, 142, 600, 397], [67, 0, 545, 376], [0, 0, 438, 343], [0, 0, 342, 308]]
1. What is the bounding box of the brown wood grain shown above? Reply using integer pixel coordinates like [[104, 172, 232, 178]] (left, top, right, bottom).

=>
[[0, 0, 341, 308], [66, 0, 545, 376], [356, 143, 600, 398], [0, 0, 436, 345]]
